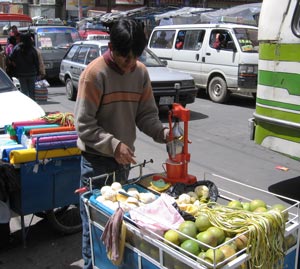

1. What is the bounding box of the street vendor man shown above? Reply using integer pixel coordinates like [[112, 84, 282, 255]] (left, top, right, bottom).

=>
[[74, 18, 169, 269]]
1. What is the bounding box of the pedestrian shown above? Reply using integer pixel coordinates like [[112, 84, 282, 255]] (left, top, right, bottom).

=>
[[5, 35, 16, 56], [213, 33, 226, 49], [4, 36, 17, 79], [10, 25, 21, 44], [74, 18, 169, 269], [9, 33, 40, 99]]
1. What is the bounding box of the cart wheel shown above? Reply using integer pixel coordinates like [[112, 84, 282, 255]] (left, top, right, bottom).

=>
[[46, 204, 82, 234]]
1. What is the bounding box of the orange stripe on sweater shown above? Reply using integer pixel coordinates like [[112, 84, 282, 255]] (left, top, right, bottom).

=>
[[103, 92, 141, 105]]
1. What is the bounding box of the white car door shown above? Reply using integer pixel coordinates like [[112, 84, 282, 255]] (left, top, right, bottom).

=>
[[201, 29, 240, 89], [169, 29, 207, 87]]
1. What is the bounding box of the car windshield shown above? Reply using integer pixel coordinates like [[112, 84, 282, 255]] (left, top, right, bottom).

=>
[[234, 28, 258, 52], [36, 27, 81, 49], [139, 48, 165, 67]]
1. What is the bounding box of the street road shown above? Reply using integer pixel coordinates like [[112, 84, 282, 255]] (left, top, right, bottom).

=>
[[1, 82, 300, 268]]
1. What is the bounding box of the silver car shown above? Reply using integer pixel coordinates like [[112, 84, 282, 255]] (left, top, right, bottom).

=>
[[59, 39, 197, 107]]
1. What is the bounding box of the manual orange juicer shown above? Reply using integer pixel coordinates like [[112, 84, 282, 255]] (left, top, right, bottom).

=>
[[153, 103, 197, 185]]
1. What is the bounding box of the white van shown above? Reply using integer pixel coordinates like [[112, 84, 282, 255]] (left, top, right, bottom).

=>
[[148, 23, 259, 103]]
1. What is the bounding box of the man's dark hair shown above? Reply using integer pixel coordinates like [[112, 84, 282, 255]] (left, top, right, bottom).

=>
[[110, 19, 147, 57]]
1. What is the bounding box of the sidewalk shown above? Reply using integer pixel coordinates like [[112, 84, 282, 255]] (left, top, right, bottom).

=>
[[0, 215, 83, 269]]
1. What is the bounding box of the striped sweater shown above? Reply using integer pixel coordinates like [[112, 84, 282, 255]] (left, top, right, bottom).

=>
[[74, 50, 167, 157]]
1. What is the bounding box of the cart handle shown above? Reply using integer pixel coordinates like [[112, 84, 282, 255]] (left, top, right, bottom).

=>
[[74, 159, 153, 194]]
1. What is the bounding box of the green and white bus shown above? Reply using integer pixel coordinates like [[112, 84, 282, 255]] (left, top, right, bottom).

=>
[[251, 0, 300, 160]]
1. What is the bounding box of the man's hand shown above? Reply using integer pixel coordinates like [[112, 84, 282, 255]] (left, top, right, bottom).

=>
[[114, 143, 136, 165]]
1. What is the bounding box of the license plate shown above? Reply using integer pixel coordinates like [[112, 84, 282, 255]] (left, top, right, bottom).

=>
[[159, 96, 174, 105]]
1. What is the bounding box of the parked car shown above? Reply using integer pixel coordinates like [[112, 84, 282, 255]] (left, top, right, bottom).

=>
[[0, 68, 45, 134], [148, 23, 258, 103], [59, 39, 198, 107]]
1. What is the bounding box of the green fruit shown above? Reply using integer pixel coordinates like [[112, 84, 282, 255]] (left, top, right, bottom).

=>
[[227, 200, 243, 209], [253, 206, 268, 213], [205, 248, 225, 264], [180, 239, 200, 256], [224, 236, 237, 250], [197, 251, 207, 260], [164, 229, 180, 246], [250, 199, 266, 212], [196, 230, 218, 251], [284, 234, 297, 249], [206, 226, 225, 245], [195, 213, 212, 232], [241, 202, 251, 211], [270, 204, 289, 221], [150, 247, 159, 260], [178, 220, 198, 242]]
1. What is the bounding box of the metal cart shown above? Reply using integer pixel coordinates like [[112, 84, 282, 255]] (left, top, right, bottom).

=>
[[8, 155, 82, 245], [82, 172, 300, 269]]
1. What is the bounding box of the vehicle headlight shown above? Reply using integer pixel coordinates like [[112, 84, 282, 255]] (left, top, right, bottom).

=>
[[239, 64, 258, 76], [181, 80, 195, 87]]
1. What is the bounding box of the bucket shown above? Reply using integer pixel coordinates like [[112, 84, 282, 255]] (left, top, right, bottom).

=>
[[163, 160, 183, 179]]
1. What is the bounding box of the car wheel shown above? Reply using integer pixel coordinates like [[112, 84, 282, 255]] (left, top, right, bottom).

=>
[[208, 76, 230, 103], [46, 204, 82, 235], [66, 78, 77, 101]]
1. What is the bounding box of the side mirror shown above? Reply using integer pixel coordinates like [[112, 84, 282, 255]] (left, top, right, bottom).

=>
[[161, 60, 167, 66]]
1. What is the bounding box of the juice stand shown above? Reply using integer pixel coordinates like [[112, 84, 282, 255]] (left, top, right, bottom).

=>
[[80, 104, 299, 269]]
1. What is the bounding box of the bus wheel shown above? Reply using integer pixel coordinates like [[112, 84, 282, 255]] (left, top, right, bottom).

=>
[[66, 78, 77, 101], [46, 204, 82, 235], [208, 76, 230, 103]]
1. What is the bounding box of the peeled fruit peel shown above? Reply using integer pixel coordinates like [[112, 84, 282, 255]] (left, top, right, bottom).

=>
[[194, 185, 209, 199]]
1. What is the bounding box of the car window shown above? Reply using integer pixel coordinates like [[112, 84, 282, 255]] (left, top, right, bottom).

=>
[[65, 45, 79, 60], [76, 46, 89, 64], [139, 49, 164, 67], [86, 47, 99, 64], [210, 30, 235, 51], [233, 28, 258, 52], [100, 46, 108, 55], [149, 30, 176, 49]]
